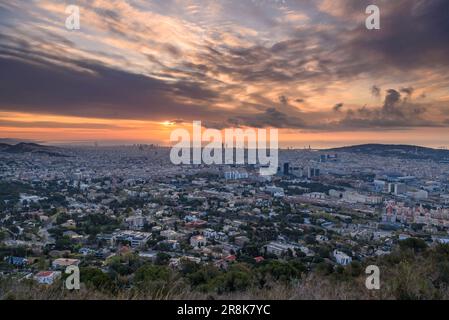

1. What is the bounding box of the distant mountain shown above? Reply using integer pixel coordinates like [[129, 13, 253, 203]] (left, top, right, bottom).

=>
[[0, 138, 41, 144], [0, 142, 68, 157], [326, 144, 449, 162], [0, 143, 10, 151]]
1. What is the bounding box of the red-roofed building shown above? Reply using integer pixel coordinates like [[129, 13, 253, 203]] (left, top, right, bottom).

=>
[[52, 258, 80, 270], [34, 271, 61, 285], [185, 220, 207, 228], [190, 235, 207, 248], [119, 245, 131, 255]]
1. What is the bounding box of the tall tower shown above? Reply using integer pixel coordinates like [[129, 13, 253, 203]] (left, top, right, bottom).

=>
[[283, 162, 290, 175]]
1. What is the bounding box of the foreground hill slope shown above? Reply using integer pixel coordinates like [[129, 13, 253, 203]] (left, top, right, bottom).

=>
[[1, 240, 449, 300]]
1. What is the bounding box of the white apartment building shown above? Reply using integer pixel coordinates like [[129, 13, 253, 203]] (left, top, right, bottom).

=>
[[333, 250, 352, 265]]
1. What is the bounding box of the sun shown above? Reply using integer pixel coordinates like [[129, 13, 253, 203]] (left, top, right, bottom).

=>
[[161, 121, 174, 126]]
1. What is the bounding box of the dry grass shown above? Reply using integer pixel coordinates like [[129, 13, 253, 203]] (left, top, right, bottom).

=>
[[0, 275, 384, 300]]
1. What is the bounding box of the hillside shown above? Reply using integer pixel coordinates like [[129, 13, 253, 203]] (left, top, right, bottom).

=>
[[2, 239, 449, 300], [0, 142, 67, 157]]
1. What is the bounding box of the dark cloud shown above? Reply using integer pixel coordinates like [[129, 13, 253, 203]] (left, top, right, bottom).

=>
[[382, 89, 402, 116], [333, 103, 344, 112], [0, 120, 126, 129], [227, 107, 305, 129], [371, 85, 381, 97], [163, 44, 182, 58], [400, 87, 414, 97], [328, 88, 437, 130], [169, 119, 186, 124], [342, 0, 449, 73], [0, 54, 220, 121], [94, 8, 122, 22], [278, 95, 288, 105]]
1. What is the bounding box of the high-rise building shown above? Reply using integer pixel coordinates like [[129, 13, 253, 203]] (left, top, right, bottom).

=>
[[283, 162, 290, 175], [224, 171, 249, 180], [308, 167, 320, 178], [394, 183, 407, 195], [388, 183, 406, 195], [291, 167, 303, 177], [388, 183, 395, 194]]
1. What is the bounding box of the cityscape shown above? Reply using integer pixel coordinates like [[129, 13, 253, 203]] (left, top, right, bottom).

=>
[[2, 142, 449, 299]]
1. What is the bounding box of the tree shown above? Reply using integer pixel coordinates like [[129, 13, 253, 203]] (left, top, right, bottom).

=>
[[155, 252, 171, 265], [81, 267, 115, 292], [399, 238, 427, 252], [242, 244, 260, 257], [315, 262, 333, 276], [133, 264, 174, 295], [55, 236, 72, 250], [257, 260, 303, 282]]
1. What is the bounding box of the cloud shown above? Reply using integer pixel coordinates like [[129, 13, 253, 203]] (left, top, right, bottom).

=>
[[326, 88, 439, 130], [382, 89, 402, 115], [333, 103, 344, 112], [0, 55, 221, 122], [371, 85, 381, 97], [0, 0, 448, 136], [278, 95, 288, 105], [0, 119, 126, 130], [400, 87, 414, 97], [340, 0, 449, 73], [227, 107, 305, 129]]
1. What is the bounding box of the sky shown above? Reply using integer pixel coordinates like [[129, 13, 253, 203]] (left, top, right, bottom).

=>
[[0, 0, 449, 148]]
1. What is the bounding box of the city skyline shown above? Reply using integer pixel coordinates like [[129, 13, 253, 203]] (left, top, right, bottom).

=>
[[1, 0, 449, 148]]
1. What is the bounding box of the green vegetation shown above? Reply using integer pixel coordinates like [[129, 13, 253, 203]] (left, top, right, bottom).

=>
[[3, 242, 449, 300]]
